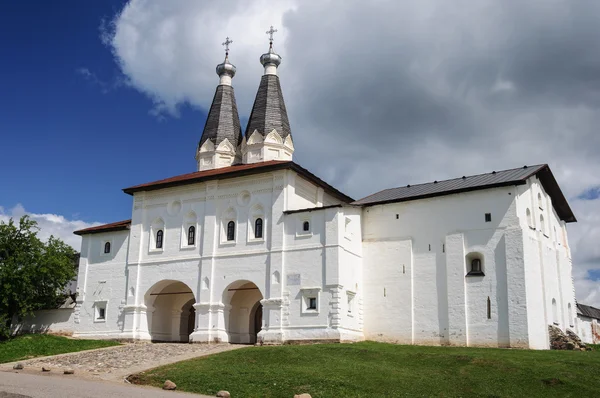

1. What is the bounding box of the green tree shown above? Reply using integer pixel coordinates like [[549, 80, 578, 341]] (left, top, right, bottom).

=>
[[0, 216, 77, 340]]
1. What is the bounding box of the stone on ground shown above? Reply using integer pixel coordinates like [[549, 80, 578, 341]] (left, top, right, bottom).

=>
[[63, 369, 75, 375], [42, 367, 51, 372], [548, 325, 587, 350], [163, 380, 177, 390], [12, 363, 23, 370], [294, 394, 312, 398], [216, 391, 230, 397]]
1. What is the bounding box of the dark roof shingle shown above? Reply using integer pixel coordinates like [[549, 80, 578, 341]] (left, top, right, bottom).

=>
[[74, 219, 131, 236], [245, 75, 291, 139], [353, 164, 576, 223], [198, 85, 242, 149], [577, 303, 600, 320]]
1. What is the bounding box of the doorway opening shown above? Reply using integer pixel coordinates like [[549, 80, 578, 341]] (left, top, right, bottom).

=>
[[223, 280, 263, 344]]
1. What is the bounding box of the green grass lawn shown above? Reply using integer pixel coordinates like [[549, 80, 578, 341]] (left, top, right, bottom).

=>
[[129, 341, 600, 397], [0, 334, 120, 364]]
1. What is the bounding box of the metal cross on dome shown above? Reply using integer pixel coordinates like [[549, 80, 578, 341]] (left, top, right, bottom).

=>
[[222, 37, 233, 54], [266, 26, 277, 42]]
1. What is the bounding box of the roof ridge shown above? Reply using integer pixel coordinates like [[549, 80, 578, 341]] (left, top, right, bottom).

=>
[[377, 164, 547, 193]]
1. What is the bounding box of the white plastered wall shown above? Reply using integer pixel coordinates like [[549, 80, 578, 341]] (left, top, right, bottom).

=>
[[515, 176, 576, 349], [74, 168, 357, 344], [362, 186, 527, 348]]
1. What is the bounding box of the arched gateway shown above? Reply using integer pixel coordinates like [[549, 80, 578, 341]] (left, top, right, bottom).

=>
[[144, 280, 196, 342], [223, 280, 263, 344]]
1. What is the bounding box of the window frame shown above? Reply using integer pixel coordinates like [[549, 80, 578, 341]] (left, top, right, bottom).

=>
[[347, 291, 356, 316], [156, 229, 164, 249], [226, 221, 236, 242], [94, 301, 108, 323], [187, 225, 196, 246], [103, 241, 111, 254], [254, 218, 263, 239], [466, 253, 485, 277], [303, 221, 310, 232], [300, 287, 321, 314]]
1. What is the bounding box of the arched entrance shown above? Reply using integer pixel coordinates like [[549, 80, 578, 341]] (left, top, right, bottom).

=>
[[145, 280, 196, 342], [223, 280, 263, 344]]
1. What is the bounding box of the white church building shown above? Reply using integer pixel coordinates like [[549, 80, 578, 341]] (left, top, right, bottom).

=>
[[72, 32, 578, 350]]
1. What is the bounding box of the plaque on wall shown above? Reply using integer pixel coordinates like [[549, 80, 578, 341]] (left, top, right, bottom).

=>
[[287, 273, 301, 286]]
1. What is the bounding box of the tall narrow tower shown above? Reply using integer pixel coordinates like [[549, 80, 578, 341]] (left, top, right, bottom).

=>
[[242, 26, 294, 164], [196, 37, 243, 171]]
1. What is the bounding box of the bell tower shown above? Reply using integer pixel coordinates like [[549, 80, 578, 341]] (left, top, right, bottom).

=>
[[196, 37, 243, 171], [242, 26, 294, 164]]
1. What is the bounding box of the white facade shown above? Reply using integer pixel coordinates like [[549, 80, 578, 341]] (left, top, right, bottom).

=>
[[578, 316, 600, 344], [70, 42, 578, 349], [71, 165, 578, 349]]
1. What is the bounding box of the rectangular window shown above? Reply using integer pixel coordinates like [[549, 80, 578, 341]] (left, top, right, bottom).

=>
[[301, 287, 321, 314], [485, 213, 492, 222], [95, 302, 107, 322], [347, 292, 356, 315]]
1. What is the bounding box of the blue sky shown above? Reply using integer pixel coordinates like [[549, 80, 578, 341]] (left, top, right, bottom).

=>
[[0, 1, 206, 223]]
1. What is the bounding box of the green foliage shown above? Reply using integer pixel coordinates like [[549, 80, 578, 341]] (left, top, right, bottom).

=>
[[0, 216, 77, 340], [0, 334, 119, 363], [131, 341, 600, 397]]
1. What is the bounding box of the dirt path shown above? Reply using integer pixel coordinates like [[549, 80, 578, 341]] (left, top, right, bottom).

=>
[[0, 343, 246, 382]]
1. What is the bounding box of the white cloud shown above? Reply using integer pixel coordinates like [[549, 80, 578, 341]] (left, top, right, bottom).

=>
[[0, 204, 101, 250], [101, 0, 600, 306]]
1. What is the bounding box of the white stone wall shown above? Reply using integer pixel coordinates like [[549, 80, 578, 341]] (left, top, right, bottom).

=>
[[577, 315, 600, 344], [73, 230, 129, 339], [362, 185, 525, 348], [13, 309, 74, 335], [515, 176, 576, 349], [74, 168, 355, 344], [72, 168, 576, 349]]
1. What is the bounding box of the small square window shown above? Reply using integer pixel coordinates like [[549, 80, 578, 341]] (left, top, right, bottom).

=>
[[301, 287, 321, 313], [485, 213, 492, 222], [94, 302, 107, 322]]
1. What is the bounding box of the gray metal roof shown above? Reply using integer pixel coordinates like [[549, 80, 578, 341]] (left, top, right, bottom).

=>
[[198, 85, 243, 149], [244, 75, 291, 139], [353, 164, 576, 223], [577, 303, 600, 320]]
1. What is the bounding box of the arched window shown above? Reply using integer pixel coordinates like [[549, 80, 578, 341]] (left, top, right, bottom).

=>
[[104, 242, 111, 254], [538, 192, 543, 208], [187, 226, 196, 246], [466, 253, 484, 276], [227, 221, 235, 241], [303, 221, 310, 232], [568, 303, 573, 327], [254, 218, 263, 239], [526, 208, 532, 228], [156, 230, 163, 249], [540, 214, 545, 235], [471, 258, 482, 273], [552, 298, 558, 325]]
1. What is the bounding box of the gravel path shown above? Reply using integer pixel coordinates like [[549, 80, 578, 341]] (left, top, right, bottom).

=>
[[2, 343, 245, 381]]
